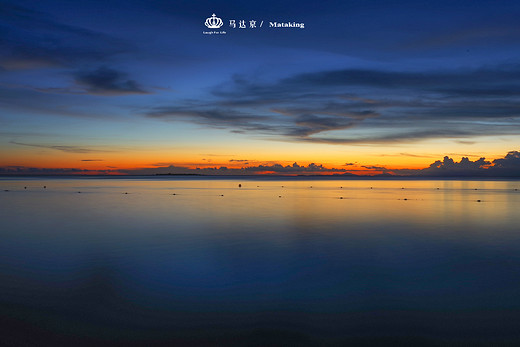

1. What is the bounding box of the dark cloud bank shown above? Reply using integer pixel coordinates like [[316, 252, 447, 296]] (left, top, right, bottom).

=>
[[3, 151, 519, 177], [146, 64, 520, 144], [74, 67, 148, 95]]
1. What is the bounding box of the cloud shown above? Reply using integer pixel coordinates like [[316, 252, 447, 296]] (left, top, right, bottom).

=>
[[0, 166, 106, 175], [381, 153, 437, 158], [402, 21, 520, 50], [0, 3, 130, 70], [400, 150, 520, 177], [420, 156, 490, 176], [119, 162, 354, 176], [3, 150, 519, 177], [490, 151, 520, 176], [362, 165, 389, 171], [74, 67, 148, 95], [10, 141, 113, 153], [144, 64, 520, 145]]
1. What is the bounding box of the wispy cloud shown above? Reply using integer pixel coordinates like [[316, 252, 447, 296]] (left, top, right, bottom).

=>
[[0, 166, 107, 175], [0, 3, 130, 70], [10, 141, 114, 153], [144, 64, 520, 145]]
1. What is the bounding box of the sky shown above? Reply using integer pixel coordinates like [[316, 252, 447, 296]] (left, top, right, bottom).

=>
[[1, 0, 520, 176]]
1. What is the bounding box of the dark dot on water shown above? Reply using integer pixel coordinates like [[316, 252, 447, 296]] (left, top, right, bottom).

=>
[[340, 187, 343, 189], [339, 197, 343, 199], [24, 187, 27, 189], [220, 194, 224, 196], [44, 186, 46, 189], [403, 198, 408, 200], [370, 187, 373, 189], [477, 200, 481, 202], [238, 184, 242, 188], [77, 191, 81, 193], [4, 190, 8, 192], [279, 196, 282, 198], [475, 188, 478, 190], [124, 192, 128, 194], [437, 188, 440, 190], [401, 187, 405, 189], [172, 193, 176, 195]]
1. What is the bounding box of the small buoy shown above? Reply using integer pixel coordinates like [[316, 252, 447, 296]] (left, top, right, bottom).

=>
[[436, 188, 440, 190], [4, 189, 8, 192], [24, 186, 27, 189], [310, 186, 313, 188], [401, 187, 405, 189], [370, 187, 373, 189], [238, 184, 242, 188], [220, 194, 224, 197], [403, 198, 408, 201], [43, 186, 46, 189], [475, 188, 478, 190], [172, 193, 176, 195], [77, 191, 81, 193], [124, 192, 128, 194], [477, 199, 481, 202], [339, 197, 343, 199], [278, 195, 282, 198], [340, 186, 343, 189]]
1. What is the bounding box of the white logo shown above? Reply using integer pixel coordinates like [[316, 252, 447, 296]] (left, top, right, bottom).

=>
[[205, 14, 223, 29]]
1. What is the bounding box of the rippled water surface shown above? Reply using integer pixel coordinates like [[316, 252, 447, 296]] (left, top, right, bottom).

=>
[[1, 177, 520, 346]]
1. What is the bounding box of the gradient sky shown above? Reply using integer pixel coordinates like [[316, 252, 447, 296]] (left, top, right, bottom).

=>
[[1, 0, 520, 175]]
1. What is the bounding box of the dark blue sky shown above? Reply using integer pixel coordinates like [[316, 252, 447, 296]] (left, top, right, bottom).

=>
[[1, 0, 520, 174]]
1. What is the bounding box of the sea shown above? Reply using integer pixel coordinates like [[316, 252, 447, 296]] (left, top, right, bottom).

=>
[[1, 176, 520, 346]]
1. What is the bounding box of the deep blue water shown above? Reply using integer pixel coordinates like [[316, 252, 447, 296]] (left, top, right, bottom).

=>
[[1, 177, 520, 346]]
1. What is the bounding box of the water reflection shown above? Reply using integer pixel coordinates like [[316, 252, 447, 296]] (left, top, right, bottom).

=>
[[1, 177, 520, 345]]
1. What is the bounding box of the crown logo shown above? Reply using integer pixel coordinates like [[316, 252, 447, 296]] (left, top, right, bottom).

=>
[[205, 14, 223, 29]]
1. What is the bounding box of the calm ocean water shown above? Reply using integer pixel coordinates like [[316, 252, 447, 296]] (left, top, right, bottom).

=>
[[1, 177, 520, 346]]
